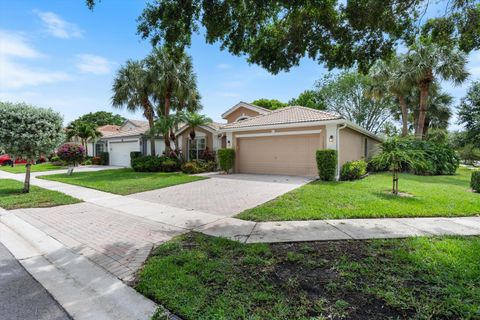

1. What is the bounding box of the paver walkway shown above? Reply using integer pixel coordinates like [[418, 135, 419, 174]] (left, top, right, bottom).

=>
[[1, 167, 480, 281]]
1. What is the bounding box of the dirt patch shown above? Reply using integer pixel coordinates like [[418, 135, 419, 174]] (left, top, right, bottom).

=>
[[384, 190, 415, 197], [267, 241, 413, 319]]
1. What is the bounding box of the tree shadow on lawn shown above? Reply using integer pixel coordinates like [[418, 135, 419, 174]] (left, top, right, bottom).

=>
[[370, 190, 421, 203]]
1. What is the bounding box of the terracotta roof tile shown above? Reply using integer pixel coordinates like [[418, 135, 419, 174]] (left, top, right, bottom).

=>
[[221, 106, 342, 129]]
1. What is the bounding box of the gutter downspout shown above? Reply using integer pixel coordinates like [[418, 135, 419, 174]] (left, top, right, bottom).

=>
[[336, 123, 347, 180]]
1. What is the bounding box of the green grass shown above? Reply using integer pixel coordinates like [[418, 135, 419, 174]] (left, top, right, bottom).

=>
[[238, 168, 480, 221], [0, 179, 81, 209], [137, 233, 480, 320], [38, 168, 205, 195], [0, 163, 66, 173]]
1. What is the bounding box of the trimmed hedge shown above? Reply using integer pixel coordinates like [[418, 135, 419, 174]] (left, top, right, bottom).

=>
[[130, 151, 142, 166], [471, 171, 480, 193], [341, 160, 367, 181], [99, 152, 109, 165], [218, 148, 235, 173], [132, 156, 163, 172], [316, 149, 337, 181]]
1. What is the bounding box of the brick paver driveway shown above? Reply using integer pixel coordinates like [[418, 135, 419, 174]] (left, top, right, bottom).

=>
[[129, 174, 312, 217]]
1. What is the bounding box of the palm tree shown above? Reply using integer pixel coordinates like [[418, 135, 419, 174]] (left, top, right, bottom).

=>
[[66, 121, 102, 155], [184, 112, 212, 140], [404, 41, 469, 139], [112, 60, 157, 156], [148, 115, 175, 151], [369, 56, 412, 136], [145, 48, 201, 150]]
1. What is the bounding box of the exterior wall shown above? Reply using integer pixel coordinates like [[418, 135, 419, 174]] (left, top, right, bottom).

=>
[[225, 107, 262, 123], [145, 138, 166, 156], [338, 128, 381, 166]]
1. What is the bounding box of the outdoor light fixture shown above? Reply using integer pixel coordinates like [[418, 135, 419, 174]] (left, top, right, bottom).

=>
[[329, 135, 334, 142]]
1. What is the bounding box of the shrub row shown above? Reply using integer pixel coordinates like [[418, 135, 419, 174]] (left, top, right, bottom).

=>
[[181, 160, 217, 174], [131, 155, 179, 172]]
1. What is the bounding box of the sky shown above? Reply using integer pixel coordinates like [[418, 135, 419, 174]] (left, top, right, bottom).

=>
[[1, 1, 479, 129]]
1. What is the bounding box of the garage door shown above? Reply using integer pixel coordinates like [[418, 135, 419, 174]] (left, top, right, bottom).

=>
[[109, 140, 140, 167], [236, 133, 322, 177]]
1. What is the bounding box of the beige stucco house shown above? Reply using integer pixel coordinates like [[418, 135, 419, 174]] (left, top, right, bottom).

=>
[[176, 101, 383, 178]]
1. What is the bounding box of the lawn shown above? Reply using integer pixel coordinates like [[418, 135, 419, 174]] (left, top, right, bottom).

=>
[[237, 168, 480, 221], [136, 233, 480, 320], [0, 163, 66, 174], [38, 168, 206, 195], [0, 179, 81, 210]]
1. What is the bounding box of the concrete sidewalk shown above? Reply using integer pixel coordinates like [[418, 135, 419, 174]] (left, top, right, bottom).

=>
[[196, 216, 480, 243]]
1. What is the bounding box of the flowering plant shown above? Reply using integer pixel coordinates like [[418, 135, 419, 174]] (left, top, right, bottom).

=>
[[57, 143, 85, 166]]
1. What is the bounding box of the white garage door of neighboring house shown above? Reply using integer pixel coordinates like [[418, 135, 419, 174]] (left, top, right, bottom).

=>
[[109, 140, 139, 167], [236, 133, 323, 177]]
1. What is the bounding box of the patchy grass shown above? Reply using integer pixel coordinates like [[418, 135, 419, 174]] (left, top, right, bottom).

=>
[[38, 168, 205, 195], [0, 179, 81, 209], [136, 233, 480, 320], [0, 163, 66, 174], [238, 168, 480, 221]]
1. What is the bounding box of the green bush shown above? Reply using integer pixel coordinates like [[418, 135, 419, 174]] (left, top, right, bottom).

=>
[[341, 160, 367, 181], [99, 152, 109, 165], [131, 156, 163, 172], [161, 159, 178, 172], [316, 149, 337, 181], [218, 148, 235, 173], [471, 171, 480, 193], [130, 151, 142, 166]]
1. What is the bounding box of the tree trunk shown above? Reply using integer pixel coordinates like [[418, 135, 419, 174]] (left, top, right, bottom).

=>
[[398, 95, 409, 137], [23, 161, 31, 193], [415, 71, 432, 140], [163, 93, 172, 152], [148, 116, 156, 156]]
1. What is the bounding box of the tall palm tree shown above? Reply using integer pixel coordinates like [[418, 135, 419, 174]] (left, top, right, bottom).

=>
[[404, 41, 469, 139], [184, 112, 212, 140], [112, 60, 157, 156], [145, 48, 201, 150], [66, 121, 102, 155], [369, 56, 412, 136]]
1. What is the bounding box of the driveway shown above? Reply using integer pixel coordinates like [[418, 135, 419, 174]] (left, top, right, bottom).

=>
[[129, 173, 312, 217]]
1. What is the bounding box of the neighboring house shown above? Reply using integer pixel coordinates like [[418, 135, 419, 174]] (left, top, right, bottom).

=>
[[176, 101, 383, 178], [87, 120, 165, 167]]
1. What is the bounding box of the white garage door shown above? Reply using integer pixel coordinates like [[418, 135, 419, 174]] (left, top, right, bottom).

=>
[[236, 133, 323, 177], [109, 140, 140, 167]]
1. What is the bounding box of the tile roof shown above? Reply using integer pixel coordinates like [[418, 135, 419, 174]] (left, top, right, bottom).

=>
[[97, 125, 120, 132], [100, 119, 150, 138], [221, 106, 342, 129]]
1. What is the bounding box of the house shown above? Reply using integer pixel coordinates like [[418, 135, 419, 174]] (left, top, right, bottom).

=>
[[86, 101, 382, 176], [87, 120, 166, 167], [177, 101, 383, 178]]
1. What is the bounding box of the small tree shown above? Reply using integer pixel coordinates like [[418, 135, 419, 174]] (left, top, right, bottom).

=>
[[371, 137, 425, 195], [0, 102, 64, 193], [57, 143, 85, 171]]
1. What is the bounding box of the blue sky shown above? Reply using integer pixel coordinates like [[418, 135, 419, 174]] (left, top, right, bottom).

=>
[[1, 1, 479, 129]]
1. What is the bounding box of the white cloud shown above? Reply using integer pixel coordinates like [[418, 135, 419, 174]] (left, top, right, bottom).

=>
[[75, 54, 112, 75], [0, 29, 71, 89], [0, 30, 41, 58], [35, 10, 83, 39]]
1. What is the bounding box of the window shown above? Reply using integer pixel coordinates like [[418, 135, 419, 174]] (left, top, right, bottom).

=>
[[189, 137, 206, 160], [95, 143, 105, 156]]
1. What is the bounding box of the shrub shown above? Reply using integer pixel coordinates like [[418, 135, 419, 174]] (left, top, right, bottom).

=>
[[131, 156, 163, 172], [161, 159, 178, 172], [181, 161, 202, 174], [50, 155, 65, 166], [98, 152, 109, 165], [218, 148, 235, 173], [130, 151, 142, 166], [471, 171, 480, 193], [316, 149, 337, 181], [341, 160, 367, 181], [57, 143, 85, 166], [91, 156, 102, 165], [407, 140, 459, 175]]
